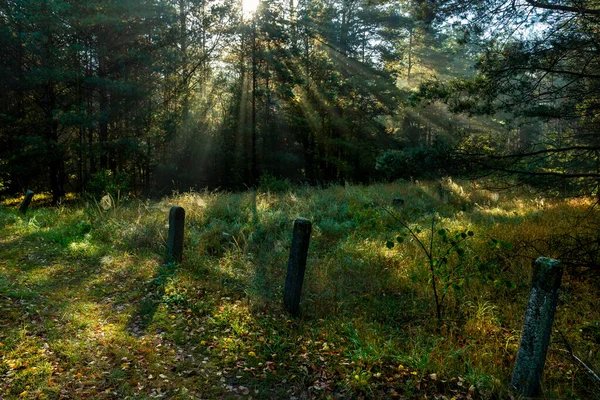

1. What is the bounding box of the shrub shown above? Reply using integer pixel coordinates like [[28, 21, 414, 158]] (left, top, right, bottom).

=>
[[86, 169, 130, 199], [376, 142, 460, 181], [258, 173, 291, 193]]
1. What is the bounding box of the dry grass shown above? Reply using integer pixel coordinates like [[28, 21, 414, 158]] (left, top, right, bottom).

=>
[[1, 180, 599, 399]]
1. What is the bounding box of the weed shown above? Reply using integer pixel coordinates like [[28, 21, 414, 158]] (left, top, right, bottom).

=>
[[384, 209, 476, 320]]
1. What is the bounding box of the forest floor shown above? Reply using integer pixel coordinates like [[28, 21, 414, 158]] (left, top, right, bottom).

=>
[[1, 180, 600, 399]]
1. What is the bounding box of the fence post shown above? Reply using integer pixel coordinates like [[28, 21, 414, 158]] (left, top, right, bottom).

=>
[[511, 257, 563, 397], [167, 206, 185, 263], [284, 218, 312, 317], [19, 190, 34, 214]]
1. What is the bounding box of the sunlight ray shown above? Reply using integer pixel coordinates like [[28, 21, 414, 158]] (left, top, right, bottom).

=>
[[242, 0, 259, 18]]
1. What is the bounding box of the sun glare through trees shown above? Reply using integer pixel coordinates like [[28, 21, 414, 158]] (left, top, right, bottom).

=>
[[242, 0, 260, 17], [1, 0, 600, 398]]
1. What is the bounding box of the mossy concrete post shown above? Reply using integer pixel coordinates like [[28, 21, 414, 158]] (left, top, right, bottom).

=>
[[512, 257, 563, 397], [167, 206, 185, 263], [284, 218, 312, 317], [19, 190, 34, 214]]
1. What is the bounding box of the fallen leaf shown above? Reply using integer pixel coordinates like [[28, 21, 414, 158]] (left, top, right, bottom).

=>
[[238, 386, 250, 395]]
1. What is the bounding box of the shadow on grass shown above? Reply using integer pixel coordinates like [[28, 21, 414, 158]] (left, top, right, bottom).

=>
[[126, 261, 178, 335], [5, 186, 596, 398]]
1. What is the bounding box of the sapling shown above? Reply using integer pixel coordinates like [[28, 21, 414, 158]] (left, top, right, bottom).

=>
[[384, 209, 474, 321]]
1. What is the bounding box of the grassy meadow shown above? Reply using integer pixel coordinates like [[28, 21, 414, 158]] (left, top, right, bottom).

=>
[[1, 180, 600, 399]]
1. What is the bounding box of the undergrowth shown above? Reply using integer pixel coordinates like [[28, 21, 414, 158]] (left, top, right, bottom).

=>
[[1, 180, 599, 399]]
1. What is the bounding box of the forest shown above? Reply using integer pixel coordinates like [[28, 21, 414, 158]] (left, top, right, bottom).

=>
[[1, 0, 598, 200], [2, 0, 600, 399]]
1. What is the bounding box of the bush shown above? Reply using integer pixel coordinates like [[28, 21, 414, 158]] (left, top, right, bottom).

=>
[[376, 142, 461, 181], [86, 170, 130, 199], [258, 173, 291, 193]]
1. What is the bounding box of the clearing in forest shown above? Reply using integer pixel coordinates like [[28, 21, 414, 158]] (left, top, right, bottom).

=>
[[1, 181, 599, 399]]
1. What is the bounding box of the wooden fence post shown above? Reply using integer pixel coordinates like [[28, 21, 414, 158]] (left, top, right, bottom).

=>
[[512, 257, 563, 397], [167, 206, 185, 263], [284, 218, 312, 317], [19, 190, 34, 214]]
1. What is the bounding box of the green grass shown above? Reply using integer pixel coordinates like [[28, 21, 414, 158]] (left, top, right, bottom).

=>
[[1, 180, 600, 399]]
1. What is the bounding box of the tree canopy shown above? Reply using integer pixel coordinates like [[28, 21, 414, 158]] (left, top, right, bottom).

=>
[[1, 0, 599, 200]]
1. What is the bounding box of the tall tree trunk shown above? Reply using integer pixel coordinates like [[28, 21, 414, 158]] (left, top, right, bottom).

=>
[[179, 0, 191, 115], [303, 20, 315, 183], [41, 1, 65, 204], [290, 0, 298, 53], [86, 37, 96, 178], [251, 19, 258, 186], [78, 62, 84, 192], [340, 0, 348, 56], [45, 82, 64, 204], [407, 28, 413, 84], [264, 40, 272, 171], [98, 48, 109, 171]]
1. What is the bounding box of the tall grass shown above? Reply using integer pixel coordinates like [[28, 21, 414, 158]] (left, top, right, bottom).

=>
[[1, 180, 599, 399]]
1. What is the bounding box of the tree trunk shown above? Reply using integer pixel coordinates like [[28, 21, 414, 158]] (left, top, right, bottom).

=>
[[98, 34, 109, 171], [407, 28, 413, 84], [41, 3, 65, 204], [251, 19, 258, 186]]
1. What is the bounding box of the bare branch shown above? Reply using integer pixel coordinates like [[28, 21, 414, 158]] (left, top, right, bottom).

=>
[[525, 0, 600, 16], [464, 146, 600, 160], [487, 167, 600, 179]]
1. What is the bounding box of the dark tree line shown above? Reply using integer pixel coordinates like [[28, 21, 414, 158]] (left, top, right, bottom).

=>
[[2, 0, 599, 201]]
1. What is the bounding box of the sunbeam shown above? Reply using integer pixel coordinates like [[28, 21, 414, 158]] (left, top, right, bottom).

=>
[[242, 0, 259, 17]]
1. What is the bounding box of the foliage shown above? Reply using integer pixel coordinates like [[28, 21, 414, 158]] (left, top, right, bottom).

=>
[[376, 141, 460, 181], [384, 210, 476, 320], [1, 181, 600, 398], [258, 173, 292, 193], [86, 170, 130, 200], [413, 0, 600, 196]]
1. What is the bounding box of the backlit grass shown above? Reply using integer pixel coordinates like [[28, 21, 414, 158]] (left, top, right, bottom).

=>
[[1, 180, 600, 399]]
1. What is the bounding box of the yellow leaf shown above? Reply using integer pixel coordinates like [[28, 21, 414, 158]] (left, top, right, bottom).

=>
[[19, 391, 27, 398], [248, 351, 256, 358]]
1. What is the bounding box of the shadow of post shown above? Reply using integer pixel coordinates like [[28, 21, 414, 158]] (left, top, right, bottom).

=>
[[127, 261, 179, 335]]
